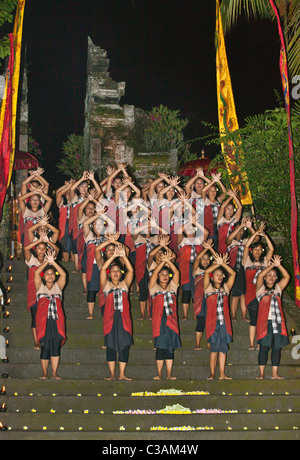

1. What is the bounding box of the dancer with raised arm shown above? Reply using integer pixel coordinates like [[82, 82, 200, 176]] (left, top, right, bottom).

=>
[[149, 252, 181, 381], [204, 253, 236, 380], [100, 246, 134, 381], [34, 252, 67, 380], [256, 255, 290, 380]]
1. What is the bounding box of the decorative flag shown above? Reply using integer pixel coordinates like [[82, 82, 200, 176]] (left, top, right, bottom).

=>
[[0, 34, 14, 218], [215, 0, 252, 205], [0, 0, 26, 218], [268, 0, 300, 308]]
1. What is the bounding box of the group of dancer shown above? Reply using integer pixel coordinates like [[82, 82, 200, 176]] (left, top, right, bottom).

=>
[[18, 163, 290, 381]]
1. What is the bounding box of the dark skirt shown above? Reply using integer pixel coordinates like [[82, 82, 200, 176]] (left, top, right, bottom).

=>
[[232, 265, 246, 297], [60, 220, 72, 253], [30, 303, 37, 328], [87, 263, 100, 292], [154, 310, 182, 354], [208, 321, 232, 353], [40, 318, 64, 359], [104, 310, 133, 353], [81, 244, 87, 273], [258, 320, 289, 350]]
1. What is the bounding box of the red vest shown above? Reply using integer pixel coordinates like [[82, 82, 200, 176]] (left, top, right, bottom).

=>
[[36, 295, 66, 346], [103, 291, 132, 337], [257, 293, 288, 342], [193, 273, 204, 317], [151, 292, 179, 339], [178, 244, 202, 286]]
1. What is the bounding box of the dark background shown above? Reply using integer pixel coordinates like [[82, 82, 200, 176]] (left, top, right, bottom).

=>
[[21, 0, 282, 187]]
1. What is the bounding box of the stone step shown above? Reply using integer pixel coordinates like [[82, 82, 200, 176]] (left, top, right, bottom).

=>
[[1, 430, 298, 440], [2, 362, 300, 380], [3, 347, 296, 365], [3, 394, 300, 413], [2, 377, 299, 396], [0, 411, 299, 433]]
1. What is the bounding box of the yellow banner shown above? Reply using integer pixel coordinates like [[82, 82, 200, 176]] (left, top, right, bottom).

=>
[[216, 0, 252, 205], [8, 0, 26, 186]]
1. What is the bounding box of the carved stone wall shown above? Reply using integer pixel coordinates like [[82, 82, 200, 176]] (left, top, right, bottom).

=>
[[84, 37, 177, 182]]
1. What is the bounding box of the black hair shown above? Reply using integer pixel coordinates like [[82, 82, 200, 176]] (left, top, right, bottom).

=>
[[263, 267, 280, 292], [157, 265, 173, 287], [108, 261, 126, 282], [249, 242, 265, 263], [198, 251, 213, 270], [75, 180, 88, 197], [31, 242, 47, 260], [210, 267, 228, 289], [41, 264, 59, 285]]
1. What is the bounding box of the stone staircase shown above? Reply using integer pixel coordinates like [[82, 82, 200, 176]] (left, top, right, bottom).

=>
[[0, 259, 300, 440]]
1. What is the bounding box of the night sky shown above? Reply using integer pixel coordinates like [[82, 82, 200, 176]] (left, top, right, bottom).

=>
[[21, 0, 282, 187]]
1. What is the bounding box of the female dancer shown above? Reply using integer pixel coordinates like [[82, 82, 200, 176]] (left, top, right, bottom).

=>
[[100, 245, 134, 381], [256, 255, 290, 380], [34, 252, 67, 380], [217, 188, 243, 255], [69, 171, 102, 273], [204, 253, 236, 380], [226, 216, 257, 322], [243, 224, 274, 350], [149, 252, 181, 381], [56, 180, 74, 262], [202, 173, 226, 245], [18, 186, 52, 247], [83, 208, 115, 319], [177, 215, 209, 320], [192, 240, 216, 350]]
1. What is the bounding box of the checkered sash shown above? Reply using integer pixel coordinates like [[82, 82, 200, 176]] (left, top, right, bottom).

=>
[[105, 288, 126, 312], [250, 266, 265, 285], [37, 293, 62, 320], [206, 290, 228, 325], [227, 240, 245, 271], [211, 204, 219, 224], [190, 245, 197, 263], [151, 290, 175, 316], [258, 290, 282, 334], [24, 216, 37, 225]]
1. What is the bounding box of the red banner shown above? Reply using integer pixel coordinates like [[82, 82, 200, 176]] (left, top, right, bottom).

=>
[[0, 34, 14, 218], [268, 0, 300, 308]]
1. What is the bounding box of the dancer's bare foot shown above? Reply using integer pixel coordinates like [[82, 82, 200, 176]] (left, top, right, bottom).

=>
[[219, 374, 232, 380], [39, 375, 48, 380], [194, 347, 202, 351], [119, 375, 132, 381], [51, 374, 61, 380], [153, 375, 162, 381], [137, 316, 145, 321], [33, 344, 40, 350], [166, 376, 177, 380], [256, 375, 264, 380], [271, 374, 284, 380], [206, 375, 215, 380], [86, 315, 93, 320], [104, 376, 116, 381]]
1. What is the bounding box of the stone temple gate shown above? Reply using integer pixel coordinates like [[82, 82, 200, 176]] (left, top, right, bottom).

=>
[[83, 37, 178, 182]]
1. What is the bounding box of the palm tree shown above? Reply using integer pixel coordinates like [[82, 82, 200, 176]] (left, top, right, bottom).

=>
[[220, 0, 300, 78]]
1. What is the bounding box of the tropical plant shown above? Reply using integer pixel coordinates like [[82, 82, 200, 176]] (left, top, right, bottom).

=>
[[0, 0, 18, 61], [144, 105, 189, 153], [220, 0, 300, 77], [57, 134, 88, 179], [206, 104, 300, 293]]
